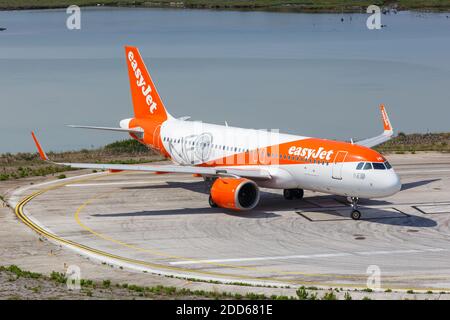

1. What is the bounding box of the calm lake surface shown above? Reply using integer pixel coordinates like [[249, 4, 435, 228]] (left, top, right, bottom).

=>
[[0, 7, 449, 152]]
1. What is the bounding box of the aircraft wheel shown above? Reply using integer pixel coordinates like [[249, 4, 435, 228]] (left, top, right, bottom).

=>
[[351, 210, 361, 220], [294, 189, 304, 200], [284, 189, 304, 200], [283, 189, 294, 200], [209, 195, 218, 208]]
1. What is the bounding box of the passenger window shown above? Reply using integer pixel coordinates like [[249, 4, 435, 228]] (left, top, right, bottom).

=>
[[356, 162, 364, 170], [373, 162, 386, 170], [363, 163, 373, 170], [385, 161, 392, 169]]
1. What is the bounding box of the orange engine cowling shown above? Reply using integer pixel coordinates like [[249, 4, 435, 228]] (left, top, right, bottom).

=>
[[210, 178, 260, 211]]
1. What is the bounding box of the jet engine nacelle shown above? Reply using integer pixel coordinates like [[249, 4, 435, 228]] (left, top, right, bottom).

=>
[[210, 177, 260, 211]]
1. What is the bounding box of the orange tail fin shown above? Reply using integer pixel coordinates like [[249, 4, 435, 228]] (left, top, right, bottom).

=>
[[124, 46, 171, 121]]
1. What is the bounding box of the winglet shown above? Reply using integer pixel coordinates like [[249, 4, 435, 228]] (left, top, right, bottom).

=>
[[31, 131, 49, 161], [380, 104, 393, 134]]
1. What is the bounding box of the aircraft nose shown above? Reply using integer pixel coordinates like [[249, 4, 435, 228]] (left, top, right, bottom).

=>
[[386, 171, 402, 195]]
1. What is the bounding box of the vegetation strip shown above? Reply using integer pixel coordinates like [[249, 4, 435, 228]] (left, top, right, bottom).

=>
[[0, 265, 381, 299], [1, 1, 450, 12]]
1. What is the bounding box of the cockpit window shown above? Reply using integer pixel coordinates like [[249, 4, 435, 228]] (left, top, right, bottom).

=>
[[373, 162, 386, 170], [363, 163, 373, 170], [385, 161, 392, 169], [356, 162, 364, 170]]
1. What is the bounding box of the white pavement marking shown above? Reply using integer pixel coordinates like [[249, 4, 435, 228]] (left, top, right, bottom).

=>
[[398, 169, 450, 174], [169, 248, 447, 265]]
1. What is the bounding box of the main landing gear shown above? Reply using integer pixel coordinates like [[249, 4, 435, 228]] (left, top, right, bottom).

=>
[[350, 197, 361, 220], [283, 188, 304, 200], [209, 195, 218, 208]]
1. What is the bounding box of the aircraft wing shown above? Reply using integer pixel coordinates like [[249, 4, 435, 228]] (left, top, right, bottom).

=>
[[356, 104, 394, 148], [31, 132, 271, 180]]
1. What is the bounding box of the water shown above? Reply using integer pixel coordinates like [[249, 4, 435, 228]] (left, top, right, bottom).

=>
[[1, 7, 449, 153]]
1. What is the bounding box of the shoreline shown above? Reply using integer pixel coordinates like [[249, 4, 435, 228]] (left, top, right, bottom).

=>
[[1, 2, 450, 14]]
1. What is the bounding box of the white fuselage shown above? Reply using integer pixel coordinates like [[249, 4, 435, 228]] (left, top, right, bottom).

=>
[[158, 119, 401, 199]]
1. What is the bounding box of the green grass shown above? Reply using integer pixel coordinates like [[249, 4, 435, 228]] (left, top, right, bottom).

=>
[[50, 271, 67, 284], [376, 132, 450, 154], [321, 291, 338, 300], [0, 265, 42, 279], [103, 139, 151, 154], [1, 0, 450, 12]]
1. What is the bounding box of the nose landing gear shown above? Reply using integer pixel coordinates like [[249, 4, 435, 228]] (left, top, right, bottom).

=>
[[350, 197, 361, 220]]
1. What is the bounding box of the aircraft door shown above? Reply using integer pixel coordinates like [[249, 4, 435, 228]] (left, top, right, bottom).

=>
[[332, 151, 348, 180]]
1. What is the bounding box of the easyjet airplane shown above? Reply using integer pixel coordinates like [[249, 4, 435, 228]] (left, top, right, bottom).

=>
[[31, 46, 402, 220]]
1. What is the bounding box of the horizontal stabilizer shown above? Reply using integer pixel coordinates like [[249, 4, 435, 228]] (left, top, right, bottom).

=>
[[68, 125, 143, 134], [68, 125, 144, 138]]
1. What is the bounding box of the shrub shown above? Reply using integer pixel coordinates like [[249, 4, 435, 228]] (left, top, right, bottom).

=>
[[0, 265, 42, 279], [245, 292, 267, 300], [1, 265, 41, 279], [81, 279, 94, 287], [322, 291, 337, 300], [103, 139, 151, 155], [50, 271, 67, 284], [296, 286, 309, 300]]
